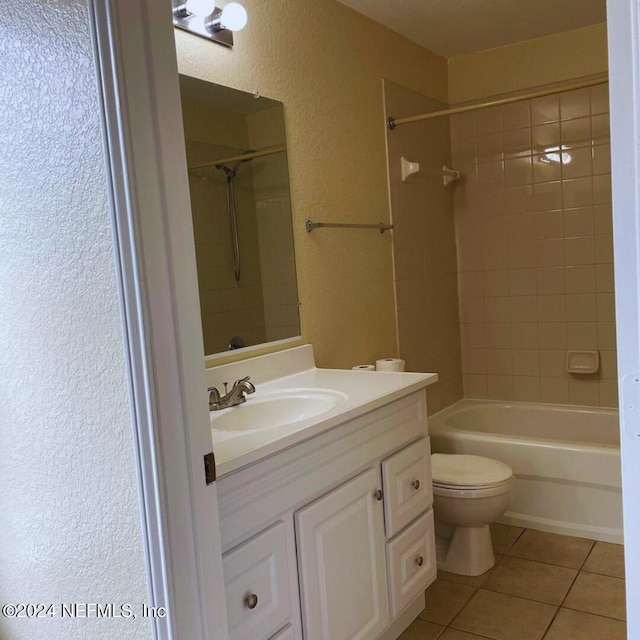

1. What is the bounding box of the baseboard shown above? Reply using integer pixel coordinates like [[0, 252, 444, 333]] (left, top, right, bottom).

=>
[[500, 511, 624, 544]]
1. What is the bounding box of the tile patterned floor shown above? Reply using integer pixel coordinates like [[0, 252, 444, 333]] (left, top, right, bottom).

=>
[[400, 524, 627, 640]]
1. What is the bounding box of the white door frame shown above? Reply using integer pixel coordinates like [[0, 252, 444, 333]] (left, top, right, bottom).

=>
[[608, 0, 640, 636], [87, 1, 228, 638], [87, 0, 640, 637]]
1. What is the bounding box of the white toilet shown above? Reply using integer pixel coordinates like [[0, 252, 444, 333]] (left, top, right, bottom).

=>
[[431, 453, 515, 576]]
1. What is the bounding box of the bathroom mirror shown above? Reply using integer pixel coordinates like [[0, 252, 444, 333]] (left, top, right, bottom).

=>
[[179, 75, 301, 357]]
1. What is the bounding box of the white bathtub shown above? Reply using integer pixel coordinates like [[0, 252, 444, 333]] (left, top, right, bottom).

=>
[[429, 399, 623, 543]]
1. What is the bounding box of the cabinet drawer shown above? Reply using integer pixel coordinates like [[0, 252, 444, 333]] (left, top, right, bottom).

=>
[[382, 437, 433, 537], [386, 510, 437, 617], [223, 522, 292, 640]]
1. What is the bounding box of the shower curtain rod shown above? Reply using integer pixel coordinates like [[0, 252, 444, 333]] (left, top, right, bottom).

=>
[[387, 76, 609, 131], [189, 144, 286, 171]]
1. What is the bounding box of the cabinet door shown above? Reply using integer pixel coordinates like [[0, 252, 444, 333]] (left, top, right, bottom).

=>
[[295, 468, 389, 640], [382, 437, 433, 538]]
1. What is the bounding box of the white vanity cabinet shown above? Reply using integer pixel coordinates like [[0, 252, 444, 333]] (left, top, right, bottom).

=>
[[216, 390, 437, 640]]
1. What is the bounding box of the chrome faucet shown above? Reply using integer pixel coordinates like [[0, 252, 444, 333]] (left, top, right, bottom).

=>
[[208, 376, 256, 411]]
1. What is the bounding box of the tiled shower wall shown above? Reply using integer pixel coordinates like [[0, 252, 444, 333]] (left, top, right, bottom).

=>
[[385, 81, 463, 415], [451, 83, 617, 407]]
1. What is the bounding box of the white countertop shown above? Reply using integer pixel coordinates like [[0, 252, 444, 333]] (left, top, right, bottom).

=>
[[208, 346, 438, 477]]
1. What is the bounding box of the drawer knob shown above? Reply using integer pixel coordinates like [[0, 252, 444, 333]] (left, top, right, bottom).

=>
[[245, 593, 258, 610], [412, 479, 421, 490], [416, 555, 424, 567], [374, 489, 383, 501]]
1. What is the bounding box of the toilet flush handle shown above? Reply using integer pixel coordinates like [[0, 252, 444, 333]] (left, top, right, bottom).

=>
[[411, 479, 420, 490]]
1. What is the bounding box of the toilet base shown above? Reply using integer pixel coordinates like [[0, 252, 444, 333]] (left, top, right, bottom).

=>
[[435, 523, 496, 576]]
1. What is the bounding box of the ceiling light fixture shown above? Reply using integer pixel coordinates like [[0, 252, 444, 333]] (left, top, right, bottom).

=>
[[172, 0, 248, 48]]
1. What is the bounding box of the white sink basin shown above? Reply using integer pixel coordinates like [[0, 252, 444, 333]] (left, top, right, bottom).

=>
[[210, 388, 348, 433]]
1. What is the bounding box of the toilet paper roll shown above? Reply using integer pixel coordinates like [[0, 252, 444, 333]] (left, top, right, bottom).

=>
[[352, 364, 375, 371], [376, 358, 405, 372]]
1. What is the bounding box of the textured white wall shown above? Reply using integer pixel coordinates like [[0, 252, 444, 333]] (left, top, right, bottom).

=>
[[0, 2, 151, 639]]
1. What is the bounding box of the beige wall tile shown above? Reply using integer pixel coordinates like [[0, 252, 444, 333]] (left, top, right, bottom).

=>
[[591, 84, 610, 115], [508, 270, 538, 297], [569, 377, 600, 406], [512, 350, 540, 376], [593, 174, 612, 205], [600, 350, 618, 379], [502, 102, 531, 131], [536, 267, 565, 295], [503, 128, 531, 158], [565, 265, 596, 293], [567, 322, 598, 349], [504, 156, 532, 186], [561, 88, 591, 120], [505, 185, 534, 214], [561, 117, 591, 146], [592, 114, 610, 144], [486, 323, 512, 349], [533, 154, 562, 183], [487, 375, 514, 400], [510, 296, 538, 323], [531, 94, 560, 124], [509, 241, 537, 269], [564, 207, 594, 237], [513, 376, 541, 401], [538, 295, 567, 322], [486, 349, 513, 375], [563, 147, 592, 179], [597, 322, 617, 350], [534, 211, 563, 239], [541, 377, 570, 403], [565, 237, 595, 266], [533, 181, 562, 212], [599, 380, 619, 408], [566, 293, 597, 321], [594, 234, 614, 264], [539, 323, 568, 349], [593, 143, 611, 175], [532, 122, 560, 148], [596, 292, 616, 322], [476, 106, 503, 135], [536, 238, 564, 267], [508, 213, 536, 241], [483, 270, 510, 297], [593, 205, 613, 235], [511, 323, 539, 349], [450, 112, 476, 140], [595, 264, 615, 293], [462, 349, 487, 375], [540, 350, 567, 377], [484, 296, 511, 323], [463, 374, 488, 398], [563, 177, 593, 209]]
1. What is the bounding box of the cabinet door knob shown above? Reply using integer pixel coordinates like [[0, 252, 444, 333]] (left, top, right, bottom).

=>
[[245, 593, 258, 609], [374, 489, 383, 501], [416, 555, 424, 567], [412, 479, 421, 490]]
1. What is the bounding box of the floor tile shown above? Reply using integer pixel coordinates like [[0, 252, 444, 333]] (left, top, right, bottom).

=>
[[451, 589, 557, 640], [583, 542, 625, 579], [420, 579, 477, 625], [507, 529, 594, 569], [398, 619, 445, 640], [543, 608, 627, 640], [440, 629, 493, 640], [438, 555, 502, 588], [564, 571, 626, 620], [490, 523, 524, 554], [482, 556, 577, 605]]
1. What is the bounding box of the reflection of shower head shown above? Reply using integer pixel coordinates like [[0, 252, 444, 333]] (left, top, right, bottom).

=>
[[215, 149, 256, 180]]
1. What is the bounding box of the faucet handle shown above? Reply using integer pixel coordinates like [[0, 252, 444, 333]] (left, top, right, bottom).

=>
[[208, 386, 221, 404]]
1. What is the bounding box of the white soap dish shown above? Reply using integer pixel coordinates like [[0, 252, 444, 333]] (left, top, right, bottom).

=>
[[566, 350, 600, 374]]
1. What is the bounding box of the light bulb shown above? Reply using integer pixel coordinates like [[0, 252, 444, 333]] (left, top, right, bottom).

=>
[[220, 2, 248, 31], [185, 0, 216, 17]]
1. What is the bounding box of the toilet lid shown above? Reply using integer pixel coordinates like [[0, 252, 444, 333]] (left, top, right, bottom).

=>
[[431, 454, 513, 488]]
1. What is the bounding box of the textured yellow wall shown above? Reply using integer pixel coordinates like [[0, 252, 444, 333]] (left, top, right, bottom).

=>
[[175, 0, 447, 368], [448, 23, 608, 105]]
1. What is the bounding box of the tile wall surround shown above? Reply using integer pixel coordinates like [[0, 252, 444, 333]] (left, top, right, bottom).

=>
[[451, 83, 617, 407], [385, 80, 463, 415]]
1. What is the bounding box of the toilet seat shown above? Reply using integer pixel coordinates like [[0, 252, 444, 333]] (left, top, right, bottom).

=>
[[432, 453, 513, 490]]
